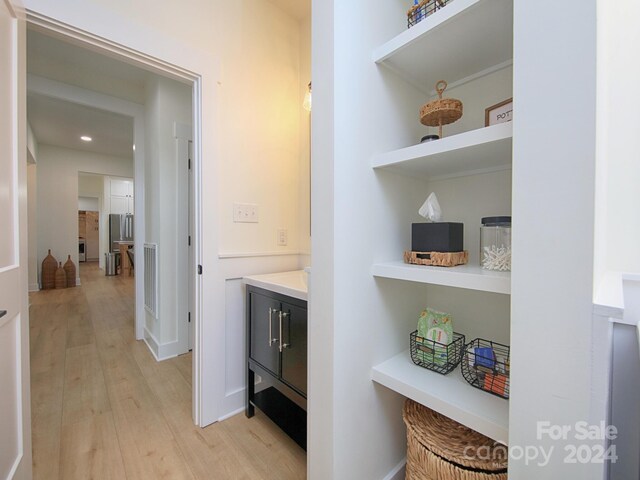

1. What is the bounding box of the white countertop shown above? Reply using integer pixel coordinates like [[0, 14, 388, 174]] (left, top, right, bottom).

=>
[[243, 270, 308, 301]]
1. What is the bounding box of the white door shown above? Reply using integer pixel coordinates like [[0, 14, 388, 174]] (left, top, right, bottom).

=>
[[0, 2, 31, 479]]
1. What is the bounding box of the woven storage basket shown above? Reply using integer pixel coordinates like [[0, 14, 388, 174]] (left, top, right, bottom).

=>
[[403, 399, 508, 480], [64, 255, 76, 288], [41, 249, 58, 290], [55, 262, 67, 289], [420, 80, 463, 138]]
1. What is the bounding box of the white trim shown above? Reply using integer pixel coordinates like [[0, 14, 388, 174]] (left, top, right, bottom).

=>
[[28, 283, 39, 292], [143, 326, 182, 361], [218, 251, 301, 259], [218, 406, 245, 423], [383, 459, 406, 480]]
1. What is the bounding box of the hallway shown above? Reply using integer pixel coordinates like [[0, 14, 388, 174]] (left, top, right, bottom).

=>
[[29, 263, 306, 479]]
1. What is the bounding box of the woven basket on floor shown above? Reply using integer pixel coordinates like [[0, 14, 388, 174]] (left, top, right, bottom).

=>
[[403, 399, 508, 480], [64, 255, 76, 288], [41, 249, 58, 290], [54, 262, 67, 289]]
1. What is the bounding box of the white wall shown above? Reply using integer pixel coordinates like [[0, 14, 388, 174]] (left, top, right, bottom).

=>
[[594, 0, 640, 290], [510, 0, 597, 478], [217, 0, 303, 257], [143, 75, 192, 358], [27, 164, 38, 291], [298, 14, 311, 264], [78, 196, 99, 210], [27, 122, 39, 291], [35, 145, 133, 285]]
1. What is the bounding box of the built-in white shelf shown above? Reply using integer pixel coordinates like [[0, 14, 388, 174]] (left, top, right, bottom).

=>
[[372, 261, 510, 295], [372, 123, 512, 180], [372, 0, 513, 92], [372, 350, 509, 442]]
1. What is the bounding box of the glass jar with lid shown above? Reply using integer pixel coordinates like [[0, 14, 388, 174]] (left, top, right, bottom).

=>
[[480, 216, 511, 271]]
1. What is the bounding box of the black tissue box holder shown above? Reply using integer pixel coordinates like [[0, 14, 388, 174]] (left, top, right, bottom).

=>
[[411, 222, 463, 252]]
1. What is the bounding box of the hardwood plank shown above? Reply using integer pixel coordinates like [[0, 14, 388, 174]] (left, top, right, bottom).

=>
[[62, 343, 111, 425], [59, 412, 127, 480]]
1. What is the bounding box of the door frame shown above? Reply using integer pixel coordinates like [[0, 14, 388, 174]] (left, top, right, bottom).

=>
[[26, 13, 205, 425]]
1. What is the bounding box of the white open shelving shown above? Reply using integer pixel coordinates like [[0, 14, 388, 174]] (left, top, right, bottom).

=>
[[372, 0, 513, 92], [369, 0, 514, 445], [372, 261, 510, 295], [372, 350, 509, 442], [372, 122, 512, 179]]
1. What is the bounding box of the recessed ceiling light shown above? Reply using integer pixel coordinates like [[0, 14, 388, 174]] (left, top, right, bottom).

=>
[[80, 135, 92, 142], [132, 144, 136, 151]]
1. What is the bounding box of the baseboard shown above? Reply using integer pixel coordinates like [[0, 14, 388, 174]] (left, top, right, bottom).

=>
[[383, 459, 406, 480], [76, 276, 81, 286], [143, 329, 160, 360], [28, 283, 40, 292], [143, 326, 182, 361], [218, 406, 245, 422]]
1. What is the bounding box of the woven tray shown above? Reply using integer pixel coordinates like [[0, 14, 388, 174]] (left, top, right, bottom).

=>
[[403, 400, 508, 479], [404, 250, 468, 267]]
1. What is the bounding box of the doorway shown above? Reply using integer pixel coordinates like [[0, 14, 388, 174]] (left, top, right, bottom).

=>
[[25, 24, 200, 421]]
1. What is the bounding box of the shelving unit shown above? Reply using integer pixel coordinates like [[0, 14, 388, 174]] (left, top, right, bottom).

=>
[[372, 261, 510, 295], [372, 350, 508, 442], [372, 0, 513, 92], [369, 0, 514, 444], [372, 122, 512, 180]]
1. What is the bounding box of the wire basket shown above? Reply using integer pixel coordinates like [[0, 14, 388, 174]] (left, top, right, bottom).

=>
[[410, 330, 465, 375], [461, 339, 510, 399], [407, 0, 454, 28]]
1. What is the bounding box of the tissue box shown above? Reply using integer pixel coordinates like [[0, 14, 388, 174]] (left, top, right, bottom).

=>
[[411, 222, 463, 252]]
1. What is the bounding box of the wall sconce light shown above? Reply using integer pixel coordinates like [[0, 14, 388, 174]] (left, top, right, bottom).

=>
[[303, 82, 312, 112]]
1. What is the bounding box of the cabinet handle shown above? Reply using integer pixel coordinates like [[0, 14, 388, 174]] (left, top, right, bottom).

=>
[[280, 311, 290, 351], [268, 308, 274, 346], [268, 308, 279, 347]]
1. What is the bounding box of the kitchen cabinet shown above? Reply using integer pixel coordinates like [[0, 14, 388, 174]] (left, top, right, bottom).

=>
[[246, 285, 307, 449], [110, 178, 134, 215]]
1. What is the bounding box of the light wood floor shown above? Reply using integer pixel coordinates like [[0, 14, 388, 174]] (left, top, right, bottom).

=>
[[30, 263, 306, 479]]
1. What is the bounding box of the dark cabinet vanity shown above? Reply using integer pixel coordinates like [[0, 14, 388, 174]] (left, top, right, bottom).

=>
[[245, 278, 308, 450]]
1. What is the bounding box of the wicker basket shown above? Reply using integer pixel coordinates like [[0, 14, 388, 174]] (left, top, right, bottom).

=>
[[403, 400, 508, 479], [404, 250, 468, 267], [420, 80, 463, 138], [41, 249, 58, 290], [64, 255, 76, 288], [54, 262, 67, 289]]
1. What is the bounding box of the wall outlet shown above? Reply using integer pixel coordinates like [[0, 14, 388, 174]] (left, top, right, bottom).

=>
[[233, 203, 259, 223], [277, 228, 288, 246]]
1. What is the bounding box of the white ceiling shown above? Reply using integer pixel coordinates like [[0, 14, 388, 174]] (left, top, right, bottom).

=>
[[267, 0, 311, 20], [26, 29, 147, 160], [28, 93, 134, 159]]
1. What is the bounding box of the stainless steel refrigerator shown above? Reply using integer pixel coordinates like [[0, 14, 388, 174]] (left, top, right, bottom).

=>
[[109, 214, 134, 252]]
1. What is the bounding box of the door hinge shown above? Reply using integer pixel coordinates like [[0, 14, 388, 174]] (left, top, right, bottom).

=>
[[188, 312, 191, 323], [198, 265, 203, 275], [188, 235, 191, 246]]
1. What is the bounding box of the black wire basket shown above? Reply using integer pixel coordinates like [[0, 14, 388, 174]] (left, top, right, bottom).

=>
[[407, 0, 454, 28], [410, 330, 465, 375], [461, 338, 510, 399]]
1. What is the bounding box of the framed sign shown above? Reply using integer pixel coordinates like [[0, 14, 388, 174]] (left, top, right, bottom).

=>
[[485, 98, 513, 126]]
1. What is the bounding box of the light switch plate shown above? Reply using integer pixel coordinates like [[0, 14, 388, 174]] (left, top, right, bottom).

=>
[[277, 228, 288, 246], [233, 203, 259, 223]]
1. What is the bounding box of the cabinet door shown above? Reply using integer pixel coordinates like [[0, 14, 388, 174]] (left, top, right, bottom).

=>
[[249, 291, 280, 376], [110, 179, 131, 197], [110, 195, 128, 214], [280, 302, 307, 395]]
